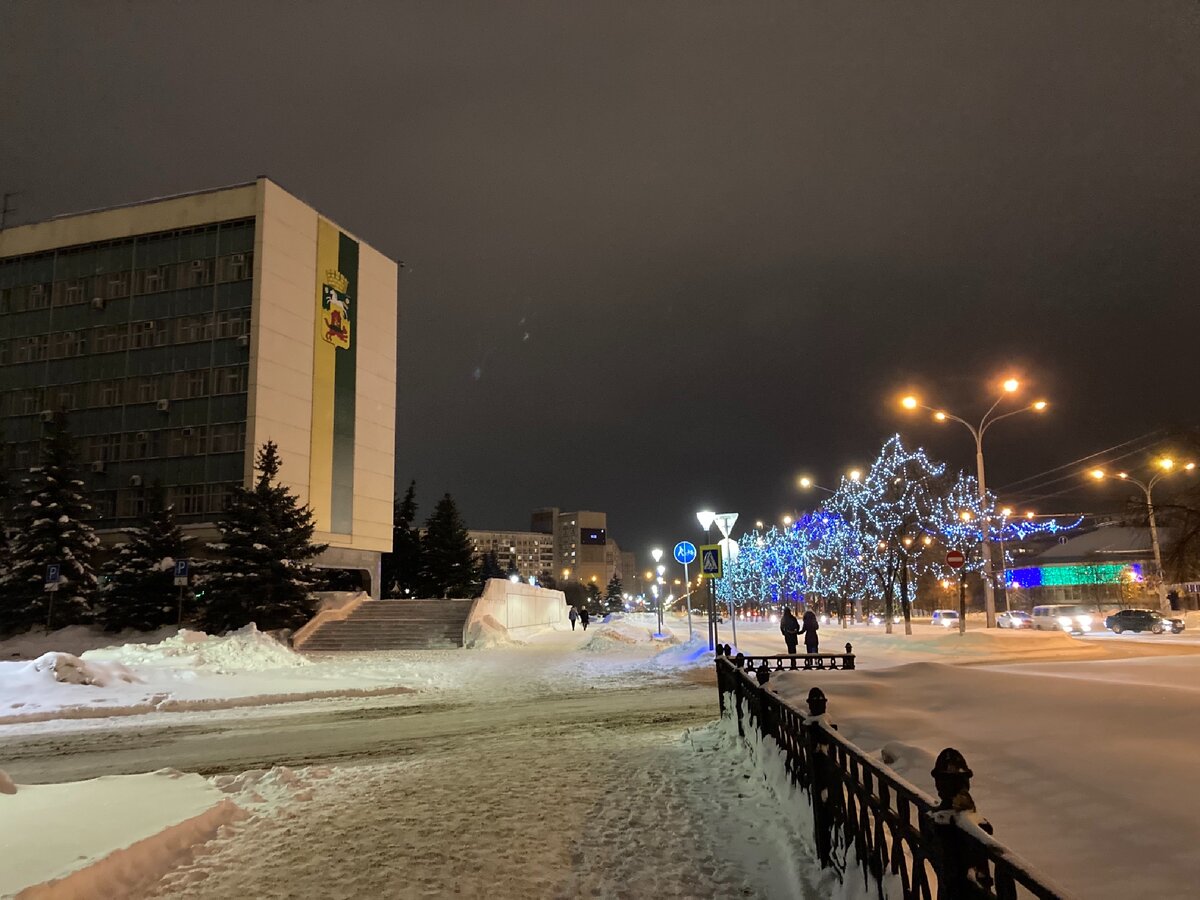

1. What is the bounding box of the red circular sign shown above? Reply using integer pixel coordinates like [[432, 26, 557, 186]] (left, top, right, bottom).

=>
[[945, 550, 965, 569]]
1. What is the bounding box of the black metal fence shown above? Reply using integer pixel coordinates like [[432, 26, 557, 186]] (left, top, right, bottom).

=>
[[715, 653, 1072, 900]]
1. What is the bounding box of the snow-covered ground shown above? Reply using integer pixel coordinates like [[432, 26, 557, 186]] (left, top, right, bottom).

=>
[[4, 612, 1200, 898]]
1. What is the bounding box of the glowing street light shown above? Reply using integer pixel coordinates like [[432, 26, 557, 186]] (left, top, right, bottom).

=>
[[899, 377, 1051, 627], [1089, 458, 1196, 612]]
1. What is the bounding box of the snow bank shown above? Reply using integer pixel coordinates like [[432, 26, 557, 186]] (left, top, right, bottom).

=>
[[1, 625, 177, 661], [464, 614, 524, 649], [0, 769, 240, 899], [580, 620, 678, 651], [652, 636, 714, 669], [82, 624, 309, 673], [21, 652, 142, 687]]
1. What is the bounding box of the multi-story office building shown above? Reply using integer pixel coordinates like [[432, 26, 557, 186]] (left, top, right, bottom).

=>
[[0, 178, 397, 595], [467, 529, 556, 582]]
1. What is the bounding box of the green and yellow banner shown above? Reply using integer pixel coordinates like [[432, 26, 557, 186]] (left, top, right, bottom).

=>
[[310, 218, 358, 535]]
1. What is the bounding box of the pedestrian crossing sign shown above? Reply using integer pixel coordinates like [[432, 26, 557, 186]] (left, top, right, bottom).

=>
[[699, 544, 722, 579]]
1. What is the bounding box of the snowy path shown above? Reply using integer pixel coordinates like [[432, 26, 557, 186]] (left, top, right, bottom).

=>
[[142, 715, 811, 900]]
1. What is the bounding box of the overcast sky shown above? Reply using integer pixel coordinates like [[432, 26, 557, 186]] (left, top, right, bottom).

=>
[[2, 2, 1198, 559]]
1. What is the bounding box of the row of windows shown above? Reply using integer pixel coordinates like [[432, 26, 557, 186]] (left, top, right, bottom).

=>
[[0, 252, 254, 313], [0, 310, 250, 363], [92, 482, 241, 520], [1, 423, 245, 470], [1, 365, 247, 416]]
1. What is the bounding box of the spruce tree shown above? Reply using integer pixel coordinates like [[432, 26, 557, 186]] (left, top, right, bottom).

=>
[[199, 441, 327, 633], [380, 480, 422, 597], [478, 550, 505, 582], [419, 493, 478, 598], [604, 574, 624, 613], [0, 414, 99, 633], [97, 486, 191, 631]]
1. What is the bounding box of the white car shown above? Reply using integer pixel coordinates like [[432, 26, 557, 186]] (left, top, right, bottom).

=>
[[997, 610, 1032, 629], [931, 609, 960, 628], [1031, 604, 1093, 633]]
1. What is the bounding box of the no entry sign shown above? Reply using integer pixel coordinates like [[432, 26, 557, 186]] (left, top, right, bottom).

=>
[[945, 550, 965, 569]]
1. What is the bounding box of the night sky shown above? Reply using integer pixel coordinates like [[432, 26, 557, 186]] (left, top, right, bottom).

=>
[[2, 2, 1198, 561]]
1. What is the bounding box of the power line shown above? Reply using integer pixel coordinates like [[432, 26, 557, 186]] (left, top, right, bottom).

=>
[[996, 429, 1166, 493]]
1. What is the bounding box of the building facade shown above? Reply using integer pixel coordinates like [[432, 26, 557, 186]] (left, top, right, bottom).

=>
[[467, 529, 556, 582], [530, 507, 630, 588], [0, 179, 397, 594]]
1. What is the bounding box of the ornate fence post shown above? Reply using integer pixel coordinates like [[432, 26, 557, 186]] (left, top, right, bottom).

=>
[[804, 687, 835, 869], [843, 642, 855, 670], [926, 748, 994, 898]]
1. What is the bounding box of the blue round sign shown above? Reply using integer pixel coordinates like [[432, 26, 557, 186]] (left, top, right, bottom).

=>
[[673, 541, 697, 565]]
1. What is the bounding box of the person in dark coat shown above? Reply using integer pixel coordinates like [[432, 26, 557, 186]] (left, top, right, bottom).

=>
[[579, 607, 590, 631], [800, 609, 820, 654], [568, 606, 579, 631], [780, 606, 800, 655]]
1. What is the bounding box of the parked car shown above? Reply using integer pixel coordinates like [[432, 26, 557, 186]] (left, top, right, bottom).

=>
[[997, 610, 1032, 629], [1031, 604, 1093, 633], [931, 609, 960, 628], [1104, 608, 1185, 634]]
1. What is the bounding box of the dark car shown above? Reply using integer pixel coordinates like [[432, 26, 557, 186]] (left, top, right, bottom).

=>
[[1104, 608, 1185, 635]]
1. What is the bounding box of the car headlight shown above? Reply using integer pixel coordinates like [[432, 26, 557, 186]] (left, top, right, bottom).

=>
[[1057, 616, 1073, 628]]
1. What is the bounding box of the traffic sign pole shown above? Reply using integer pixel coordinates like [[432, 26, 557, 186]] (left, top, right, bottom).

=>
[[683, 561, 692, 639], [958, 573, 967, 635]]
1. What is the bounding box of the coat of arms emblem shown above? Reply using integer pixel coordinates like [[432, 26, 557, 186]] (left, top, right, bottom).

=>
[[321, 269, 351, 349]]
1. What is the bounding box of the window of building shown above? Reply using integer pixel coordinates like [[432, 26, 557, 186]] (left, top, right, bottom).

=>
[[53, 278, 89, 307], [173, 369, 207, 399], [212, 365, 247, 394], [106, 272, 130, 299], [92, 324, 128, 354], [217, 252, 252, 282], [129, 320, 165, 349], [175, 314, 213, 343], [50, 330, 85, 359], [208, 422, 244, 454], [172, 485, 206, 516], [169, 425, 207, 456], [15, 335, 49, 363], [90, 433, 121, 462], [27, 283, 50, 310], [135, 265, 173, 295], [215, 310, 246, 339], [183, 258, 215, 287], [118, 490, 148, 519], [207, 482, 237, 514], [0, 341, 9, 365], [55, 386, 79, 410]]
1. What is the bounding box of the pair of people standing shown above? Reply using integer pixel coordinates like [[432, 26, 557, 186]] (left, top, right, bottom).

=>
[[780, 606, 819, 655], [568, 606, 590, 631]]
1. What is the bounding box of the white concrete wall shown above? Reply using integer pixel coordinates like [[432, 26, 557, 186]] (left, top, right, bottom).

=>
[[465, 579, 567, 637]]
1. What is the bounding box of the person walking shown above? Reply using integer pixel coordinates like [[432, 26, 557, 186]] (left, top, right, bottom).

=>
[[800, 609, 820, 654], [780, 606, 800, 655], [579, 607, 590, 631], [568, 606, 579, 631]]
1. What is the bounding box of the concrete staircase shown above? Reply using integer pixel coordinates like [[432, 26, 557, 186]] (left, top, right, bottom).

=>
[[298, 599, 476, 652]]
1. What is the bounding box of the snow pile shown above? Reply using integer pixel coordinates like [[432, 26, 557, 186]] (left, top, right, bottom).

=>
[[0, 769, 240, 899], [464, 614, 523, 650], [19, 651, 142, 687], [579, 620, 676, 651], [652, 635, 714, 669], [1, 625, 177, 661], [82, 624, 309, 673]]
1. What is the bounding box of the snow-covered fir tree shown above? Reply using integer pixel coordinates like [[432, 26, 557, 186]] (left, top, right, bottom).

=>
[[0, 414, 99, 633], [97, 487, 191, 631], [604, 574, 623, 613], [199, 441, 327, 633], [380, 480, 422, 597], [418, 493, 478, 598]]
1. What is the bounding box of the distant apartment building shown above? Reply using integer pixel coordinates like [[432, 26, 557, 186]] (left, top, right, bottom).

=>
[[467, 529, 556, 582], [531, 507, 630, 588], [0, 178, 398, 595]]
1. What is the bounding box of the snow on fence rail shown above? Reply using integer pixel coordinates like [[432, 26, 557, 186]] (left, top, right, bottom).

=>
[[715, 651, 1074, 900]]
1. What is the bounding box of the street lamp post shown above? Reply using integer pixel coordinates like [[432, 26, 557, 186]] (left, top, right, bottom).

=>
[[901, 381, 1048, 628], [1090, 460, 1195, 613], [650, 548, 664, 635], [713, 512, 739, 648], [697, 510, 717, 649]]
